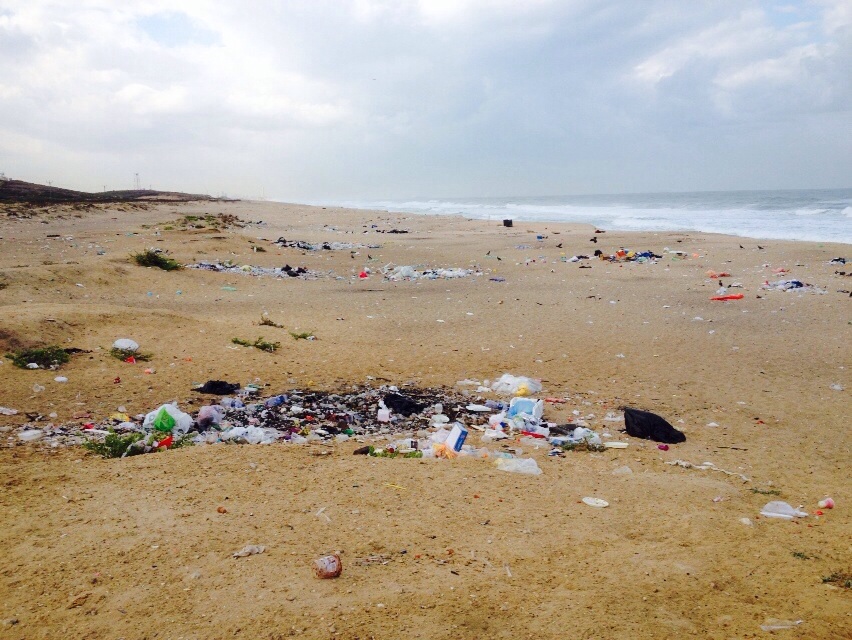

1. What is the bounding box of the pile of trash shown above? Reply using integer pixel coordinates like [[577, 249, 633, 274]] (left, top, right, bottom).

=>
[[186, 261, 321, 280], [381, 264, 481, 281], [761, 279, 826, 293], [5, 373, 687, 475], [594, 249, 662, 263], [273, 238, 380, 251]]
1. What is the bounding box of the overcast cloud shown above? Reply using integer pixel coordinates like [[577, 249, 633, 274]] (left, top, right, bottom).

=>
[[0, 0, 849, 199]]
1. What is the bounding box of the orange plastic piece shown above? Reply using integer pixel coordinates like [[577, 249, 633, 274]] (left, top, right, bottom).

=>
[[710, 293, 744, 301]]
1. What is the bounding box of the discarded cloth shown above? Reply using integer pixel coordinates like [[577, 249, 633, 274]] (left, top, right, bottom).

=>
[[623, 407, 686, 444], [195, 380, 241, 395]]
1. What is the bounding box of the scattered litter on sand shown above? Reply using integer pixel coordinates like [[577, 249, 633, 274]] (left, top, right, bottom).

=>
[[233, 545, 266, 558], [273, 238, 380, 251], [760, 619, 803, 632], [381, 264, 481, 281], [666, 459, 750, 482], [186, 261, 322, 279], [761, 279, 825, 293]]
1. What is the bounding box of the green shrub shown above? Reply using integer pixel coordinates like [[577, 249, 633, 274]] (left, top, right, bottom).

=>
[[232, 337, 280, 352], [132, 249, 182, 271], [560, 440, 606, 453], [10, 345, 70, 369], [258, 316, 284, 328], [82, 431, 144, 458], [822, 571, 852, 589], [109, 347, 151, 361]]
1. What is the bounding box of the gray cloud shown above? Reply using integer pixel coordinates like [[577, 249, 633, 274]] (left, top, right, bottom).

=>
[[0, 0, 849, 198]]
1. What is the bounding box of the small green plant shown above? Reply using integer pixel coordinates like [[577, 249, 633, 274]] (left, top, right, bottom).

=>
[[132, 249, 182, 271], [258, 316, 284, 328], [171, 433, 196, 449], [289, 330, 316, 341], [822, 571, 852, 589], [10, 345, 70, 369], [792, 551, 811, 560], [251, 244, 267, 252], [367, 445, 423, 459], [109, 347, 151, 361], [561, 439, 606, 453], [750, 488, 782, 496], [82, 431, 145, 458], [231, 336, 280, 352]]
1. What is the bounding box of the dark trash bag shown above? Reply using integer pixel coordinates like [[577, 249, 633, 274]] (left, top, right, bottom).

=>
[[623, 407, 686, 444], [383, 392, 424, 417], [195, 380, 241, 395]]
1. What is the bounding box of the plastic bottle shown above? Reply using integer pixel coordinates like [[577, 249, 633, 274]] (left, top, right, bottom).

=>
[[264, 394, 287, 408], [220, 397, 245, 409]]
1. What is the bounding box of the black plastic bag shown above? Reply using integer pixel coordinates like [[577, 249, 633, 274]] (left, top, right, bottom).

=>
[[623, 407, 686, 444], [195, 380, 241, 395], [383, 392, 424, 417]]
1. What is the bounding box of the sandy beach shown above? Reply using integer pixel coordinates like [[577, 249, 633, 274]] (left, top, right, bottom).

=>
[[0, 199, 849, 639]]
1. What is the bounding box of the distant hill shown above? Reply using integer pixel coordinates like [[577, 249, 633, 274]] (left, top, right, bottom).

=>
[[0, 179, 215, 205]]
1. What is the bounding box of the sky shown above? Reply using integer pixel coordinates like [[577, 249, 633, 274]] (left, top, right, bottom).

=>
[[0, 0, 850, 200]]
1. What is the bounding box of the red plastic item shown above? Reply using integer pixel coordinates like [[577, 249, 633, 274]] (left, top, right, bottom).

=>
[[710, 294, 744, 301], [113, 376, 121, 384], [157, 435, 173, 448], [657, 444, 669, 451], [82, 423, 95, 430], [358, 271, 368, 279], [520, 431, 546, 439], [124, 356, 136, 364]]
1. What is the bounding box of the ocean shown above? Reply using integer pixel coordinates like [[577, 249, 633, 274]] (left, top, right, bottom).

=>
[[320, 189, 852, 245]]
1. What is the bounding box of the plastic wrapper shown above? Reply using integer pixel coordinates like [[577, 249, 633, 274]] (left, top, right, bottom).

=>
[[490, 374, 542, 396]]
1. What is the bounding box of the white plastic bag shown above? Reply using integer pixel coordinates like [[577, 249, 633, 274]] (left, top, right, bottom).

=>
[[760, 501, 808, 520], [112, 338, 139, 352], [430, 427, 450, 444], [243, 426, 264, 444], [197, 405, 224, 429], [490, 374, 542, 396], [142, 403, 193, 435], [494, 457, 542, 475]]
